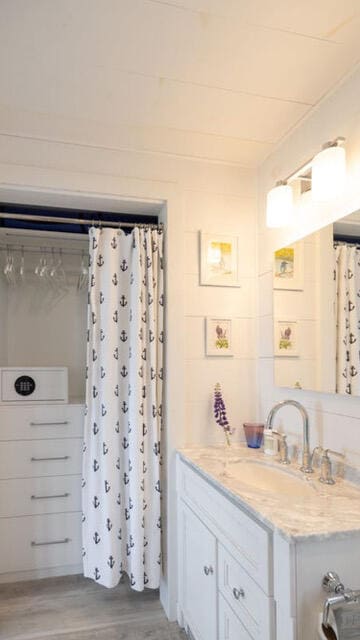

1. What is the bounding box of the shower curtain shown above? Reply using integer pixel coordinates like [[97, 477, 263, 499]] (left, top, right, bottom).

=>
[[334, 243, 360, 395], [82, 226, 164, 590]]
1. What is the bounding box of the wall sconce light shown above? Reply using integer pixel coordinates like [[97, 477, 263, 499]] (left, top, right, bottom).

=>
[[311, 141, 346, 202], [266, 137, 346, 228], [266, 181, 294, 228]]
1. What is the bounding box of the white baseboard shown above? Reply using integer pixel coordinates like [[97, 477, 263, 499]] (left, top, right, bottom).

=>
[[0, 563, 83, 584]]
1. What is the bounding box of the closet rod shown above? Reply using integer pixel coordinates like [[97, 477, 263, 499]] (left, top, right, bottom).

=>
[[0, 212, 163, 230], [0, 246, 85, 256]]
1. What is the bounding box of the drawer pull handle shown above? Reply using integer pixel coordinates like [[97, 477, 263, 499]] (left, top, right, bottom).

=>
[[233, 587, 245, 600], [31, 492, 70, 500], [203, 565, 214, 576], [31, 538, 70, 547], [30, 421, 69, 426], [31, 456, 70, 462]]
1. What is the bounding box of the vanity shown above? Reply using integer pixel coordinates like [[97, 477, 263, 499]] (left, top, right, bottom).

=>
[[176, 446, 360, 640]]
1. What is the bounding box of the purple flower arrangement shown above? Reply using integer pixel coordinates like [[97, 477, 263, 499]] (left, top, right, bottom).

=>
[[213, 383, 233, 446]]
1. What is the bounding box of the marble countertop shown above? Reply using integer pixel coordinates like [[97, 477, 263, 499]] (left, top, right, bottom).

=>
[[178, 445, 360, 542]]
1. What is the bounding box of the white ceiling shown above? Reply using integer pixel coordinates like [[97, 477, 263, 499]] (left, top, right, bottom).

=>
[[1, 0, 360, 167]]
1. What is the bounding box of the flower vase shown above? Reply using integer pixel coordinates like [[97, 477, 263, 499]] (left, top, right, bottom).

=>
[[222, 437, 233, 477]]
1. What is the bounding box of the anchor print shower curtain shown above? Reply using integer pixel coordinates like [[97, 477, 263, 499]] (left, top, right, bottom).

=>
[[335, 243, 360, 395], [82, 226, 164, 590]]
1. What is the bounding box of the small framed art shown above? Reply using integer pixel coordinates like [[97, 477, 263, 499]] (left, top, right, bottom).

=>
[[273, 241, 304, 291], [200, 232, 240, 287], [274, 320, 299, 357], [206, 317, 233, 356]]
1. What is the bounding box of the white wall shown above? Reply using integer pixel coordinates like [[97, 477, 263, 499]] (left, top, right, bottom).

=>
[[6, 281, 87, 401], [0, 124, 257, 616], [258, 64, 360, 470], [183, 190, 257, 446]]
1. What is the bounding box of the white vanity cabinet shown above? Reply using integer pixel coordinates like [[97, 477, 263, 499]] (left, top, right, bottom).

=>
[[177, 452, 360, 640], [177, 456, 275, 640], [0, 403, 84, 582], [181, 504, 217, 640]]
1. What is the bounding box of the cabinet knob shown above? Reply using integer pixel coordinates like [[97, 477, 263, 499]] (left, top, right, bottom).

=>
[[233, 587, 245, 600], [203, 565, 214, 576]]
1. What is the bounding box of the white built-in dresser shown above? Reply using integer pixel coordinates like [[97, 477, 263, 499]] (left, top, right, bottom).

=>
[[0, 403, 84, 582]]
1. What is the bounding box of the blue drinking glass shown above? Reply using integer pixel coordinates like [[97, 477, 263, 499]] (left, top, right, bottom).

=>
[[243, 423, 264, 448]]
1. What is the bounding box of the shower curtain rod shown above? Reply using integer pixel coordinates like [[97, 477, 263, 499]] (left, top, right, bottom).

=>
[[0, 212, 163, 230]]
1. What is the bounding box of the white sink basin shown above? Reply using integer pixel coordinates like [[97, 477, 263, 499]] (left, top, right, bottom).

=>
[[225, 459, 316, 497]]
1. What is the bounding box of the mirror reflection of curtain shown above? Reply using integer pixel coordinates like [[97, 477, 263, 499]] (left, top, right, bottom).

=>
[[334, 243, 360, 394]]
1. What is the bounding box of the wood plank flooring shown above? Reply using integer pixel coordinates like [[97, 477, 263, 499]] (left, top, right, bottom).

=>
[[0, 574, 186, 640]]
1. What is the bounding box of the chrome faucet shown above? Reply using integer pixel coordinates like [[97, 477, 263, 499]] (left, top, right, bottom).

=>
[[266, 399, 313, 474]]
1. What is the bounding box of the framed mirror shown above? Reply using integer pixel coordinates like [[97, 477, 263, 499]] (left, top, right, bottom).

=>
[[273, 210, 360, 395]]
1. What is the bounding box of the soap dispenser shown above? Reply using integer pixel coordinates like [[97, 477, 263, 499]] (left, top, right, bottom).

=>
[[263, 428, 277, 455]]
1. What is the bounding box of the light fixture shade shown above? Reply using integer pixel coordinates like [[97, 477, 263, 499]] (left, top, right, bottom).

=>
[[312, 144, 346, 202], [266, 183, 293, 228]]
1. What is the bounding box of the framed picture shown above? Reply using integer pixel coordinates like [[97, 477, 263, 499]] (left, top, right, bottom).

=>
[[200, 232, 240, 287], [274, 320, 299, 357], [273, 241, 304, 290], [206, 317, 234, 356]]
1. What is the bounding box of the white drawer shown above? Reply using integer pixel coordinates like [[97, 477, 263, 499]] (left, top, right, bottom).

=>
[[178, 458, 271, 593], [0, 404, 84, 440], [218, 544, 274, 640], [219, 593, 252, 640], [0, 476, 81, 517], [0, 439, 82, 479], [0, 512, 82, 574]]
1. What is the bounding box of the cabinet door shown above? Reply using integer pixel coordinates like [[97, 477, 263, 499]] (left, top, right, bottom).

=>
[[181, 503, 217, 640], [218, 594, 252, 640]]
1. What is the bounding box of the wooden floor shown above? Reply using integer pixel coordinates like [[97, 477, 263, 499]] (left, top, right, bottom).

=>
[[0, 575, 186, 640]]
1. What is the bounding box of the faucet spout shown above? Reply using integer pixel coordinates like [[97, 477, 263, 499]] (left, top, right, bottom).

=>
[[266, 399, 313, 474]]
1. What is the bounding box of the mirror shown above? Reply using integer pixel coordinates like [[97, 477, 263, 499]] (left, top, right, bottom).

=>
[[273, 210, 360, 395]]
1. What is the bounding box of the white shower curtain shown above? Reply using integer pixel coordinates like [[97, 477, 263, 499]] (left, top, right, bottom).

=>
[[82, 226, 164, 590], [335, 243, 360, 395]]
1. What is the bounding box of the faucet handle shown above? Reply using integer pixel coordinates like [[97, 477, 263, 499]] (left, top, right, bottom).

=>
[[312, 446, 324, 459], [326, 448, 345, 460], [272, 431, 290, 465], [326, 449, 345, 482], [318, 449, 344, 485], [319, 450, 335, 485], [311, 448, 344, 484]]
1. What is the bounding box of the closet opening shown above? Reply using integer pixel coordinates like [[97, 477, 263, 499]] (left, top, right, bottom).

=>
[[0, 196, 166, 593], [0, 201, 160, 406]]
